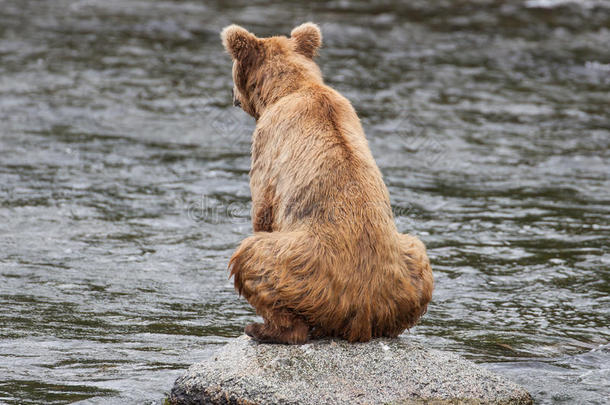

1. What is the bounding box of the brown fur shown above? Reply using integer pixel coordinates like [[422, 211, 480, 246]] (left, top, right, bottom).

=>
[[221, 23, 433, 344]]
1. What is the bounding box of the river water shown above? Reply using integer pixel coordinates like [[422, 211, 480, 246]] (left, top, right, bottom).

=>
[[0, 0, 608, 403]]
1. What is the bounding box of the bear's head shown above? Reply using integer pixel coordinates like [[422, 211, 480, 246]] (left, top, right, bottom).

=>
[[221, 23, 323, 119]]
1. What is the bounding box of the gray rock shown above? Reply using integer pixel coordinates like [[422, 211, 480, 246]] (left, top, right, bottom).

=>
[[169, 335, 532, 405]]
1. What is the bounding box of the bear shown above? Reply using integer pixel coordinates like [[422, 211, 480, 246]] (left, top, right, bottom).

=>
[[221, 22, 433, 344]]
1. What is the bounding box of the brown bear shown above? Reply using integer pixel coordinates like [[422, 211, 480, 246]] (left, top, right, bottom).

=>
[[221, 22, 433, 344]]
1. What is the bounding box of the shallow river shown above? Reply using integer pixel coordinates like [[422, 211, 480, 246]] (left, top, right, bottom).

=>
[[0, 0, 609, 404]]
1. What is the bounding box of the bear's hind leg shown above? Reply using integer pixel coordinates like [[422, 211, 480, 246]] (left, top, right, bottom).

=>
[[245, 309, 309, 345]]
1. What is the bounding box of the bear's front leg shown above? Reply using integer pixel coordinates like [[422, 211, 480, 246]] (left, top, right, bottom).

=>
[[245, 309, 309, 344], [251, 200, 274, 232]]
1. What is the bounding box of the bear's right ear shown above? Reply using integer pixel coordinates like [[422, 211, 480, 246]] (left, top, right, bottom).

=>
[[221, 24, 259, 60], [291, 22, 322, 59]]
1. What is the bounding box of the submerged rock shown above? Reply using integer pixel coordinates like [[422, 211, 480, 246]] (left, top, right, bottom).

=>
[[169, 335, 532, 405]]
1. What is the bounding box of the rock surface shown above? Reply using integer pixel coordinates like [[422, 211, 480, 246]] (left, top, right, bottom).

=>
[[169, 335, 533, 405]]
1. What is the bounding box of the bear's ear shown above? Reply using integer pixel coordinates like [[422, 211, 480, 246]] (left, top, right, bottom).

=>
[[290, 22, 322, 59], [221, 24, 259, 60]]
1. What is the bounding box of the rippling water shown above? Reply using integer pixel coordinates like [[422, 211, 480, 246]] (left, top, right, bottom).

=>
[[0, 0, 609, 403]]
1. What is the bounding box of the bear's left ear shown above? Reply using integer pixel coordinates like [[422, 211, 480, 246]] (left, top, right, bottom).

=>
[[221, 24, 259, 60], [291, 22, 322, 59]]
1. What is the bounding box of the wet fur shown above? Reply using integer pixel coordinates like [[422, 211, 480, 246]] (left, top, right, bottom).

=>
[[222, 23, 433, 344]]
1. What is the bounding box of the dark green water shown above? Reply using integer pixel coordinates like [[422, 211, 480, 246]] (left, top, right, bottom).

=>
[[0, 0, 608, 403]]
